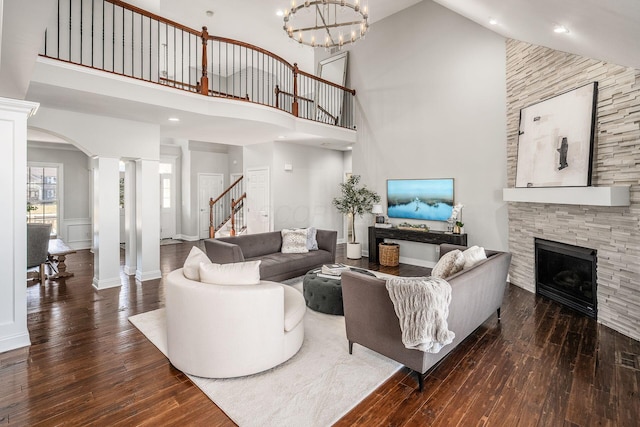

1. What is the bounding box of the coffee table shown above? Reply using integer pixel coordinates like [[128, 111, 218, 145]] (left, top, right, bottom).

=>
[[302, 267, 376, 315]]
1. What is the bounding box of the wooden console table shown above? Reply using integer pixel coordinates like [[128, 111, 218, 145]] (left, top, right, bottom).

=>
[[48, 239, 76, 280], [368, 226, 468, 264]]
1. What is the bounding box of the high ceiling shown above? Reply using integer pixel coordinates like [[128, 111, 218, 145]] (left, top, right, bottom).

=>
[[129, 0, 640, 70]]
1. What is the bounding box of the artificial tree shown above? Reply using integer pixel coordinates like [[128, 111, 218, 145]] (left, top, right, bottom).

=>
[[332, 175, 380, 257]]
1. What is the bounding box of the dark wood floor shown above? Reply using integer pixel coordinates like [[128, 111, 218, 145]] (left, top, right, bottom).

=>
[[1, 241, 638, 426]]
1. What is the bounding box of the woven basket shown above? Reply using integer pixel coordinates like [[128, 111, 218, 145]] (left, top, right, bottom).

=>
[[379, 243, 399, 267]]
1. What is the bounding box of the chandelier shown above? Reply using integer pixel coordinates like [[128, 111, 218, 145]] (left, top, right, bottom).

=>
[[283, 1, 369, 49]]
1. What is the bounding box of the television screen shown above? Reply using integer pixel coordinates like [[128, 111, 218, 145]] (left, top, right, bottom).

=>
[[387, 179, 454, 221]]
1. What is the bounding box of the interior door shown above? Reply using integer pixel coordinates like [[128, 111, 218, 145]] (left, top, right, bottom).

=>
[[246, 168, 270, 234], [159, 160, 176, 239], [198, 173, 224, 239]]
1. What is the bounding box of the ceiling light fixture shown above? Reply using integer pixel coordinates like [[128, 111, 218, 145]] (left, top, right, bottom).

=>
[[276, 10, 284, 17], [168, 117, 180, 122], [282, 1, 370, 49], [553, 25, 570, 34]]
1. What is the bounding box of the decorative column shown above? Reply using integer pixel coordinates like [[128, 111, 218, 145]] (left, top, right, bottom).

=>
[[0, 97, 39, 352], [123, 160, 137, 275], [92, 156, 122, 289], [135, 159, 161, 282]]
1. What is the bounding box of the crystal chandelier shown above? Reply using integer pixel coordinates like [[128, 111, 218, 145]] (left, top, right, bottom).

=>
[[283, 1, 369, 49]]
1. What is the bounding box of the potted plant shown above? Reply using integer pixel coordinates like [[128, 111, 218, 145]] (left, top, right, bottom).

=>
[[454, 221, 464, 234], [333, 175, 380, 259]]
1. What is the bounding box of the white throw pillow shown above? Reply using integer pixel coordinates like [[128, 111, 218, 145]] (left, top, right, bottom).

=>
[[431, 249, 465, 279], [199, 260, 262, 285], [183, 246, 212, 281], [306, 227, 318, 251], [462, 246, 487, 269], [281, 229, 309, 254]]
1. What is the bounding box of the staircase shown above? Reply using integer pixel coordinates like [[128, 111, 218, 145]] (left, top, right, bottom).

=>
[[209, 176, 246, 238]]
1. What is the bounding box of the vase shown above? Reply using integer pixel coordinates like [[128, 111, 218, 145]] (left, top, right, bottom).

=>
[[347, 242, 362, 259], [453, 225, 461, 234]]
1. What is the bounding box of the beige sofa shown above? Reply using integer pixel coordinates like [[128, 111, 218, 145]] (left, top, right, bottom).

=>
[[165, 268, 306, 378], [341, 244, 511, 391]]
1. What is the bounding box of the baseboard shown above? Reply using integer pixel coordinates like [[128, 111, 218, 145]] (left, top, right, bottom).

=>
[[124, 265, 137, 276], [0, 332, 31, 353], [135, 270, 162, 282], [92, 277, 122, 290], [177, 234, 199, 242], [398, 256, 436, 269]]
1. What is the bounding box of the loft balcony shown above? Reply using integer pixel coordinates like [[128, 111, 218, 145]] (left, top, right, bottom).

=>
[[32, 0, 357, 147]]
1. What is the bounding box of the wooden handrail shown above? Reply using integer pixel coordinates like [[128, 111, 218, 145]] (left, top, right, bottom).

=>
[[210, 175, 243, 207], [106, 0, 201, 36], [297, 69, 357, 95], [275, 86, 314, 104], [317, 105, 338, 124]]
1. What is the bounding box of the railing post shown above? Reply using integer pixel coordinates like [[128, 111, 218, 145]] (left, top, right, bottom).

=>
[[230, 198, 237, 236], [292, 63, 299, 117], [275, 85, 280, 109], [209, 197, 215, 238], [200, 26, 209, 96]]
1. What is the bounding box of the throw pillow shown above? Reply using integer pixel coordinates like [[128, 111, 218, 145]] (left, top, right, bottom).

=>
[[306, 226, 318, 251], [281, 228, 309, 253], [431, 249, 465, 279], [462, 246, 487, 269], [199, 260, 262, 285], [183, 246, 212, 281]]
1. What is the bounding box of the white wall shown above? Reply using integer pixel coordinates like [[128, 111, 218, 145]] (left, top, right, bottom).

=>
[[27, 141, 92, 249], [340, 0, 508, 265], [272, 142, 344, 234]]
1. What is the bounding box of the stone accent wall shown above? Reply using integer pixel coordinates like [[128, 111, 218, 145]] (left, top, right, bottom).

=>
[[505, 39, 640, 341]]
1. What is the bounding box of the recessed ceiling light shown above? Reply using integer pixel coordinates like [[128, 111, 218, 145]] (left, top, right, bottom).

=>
[[489, 18, 498, 25], [554, 25, 570, 34], [278, 135, 285, 139], [168, 117, 180, 122], [276, 10, 284, 17], [347, 146, 353, 150]]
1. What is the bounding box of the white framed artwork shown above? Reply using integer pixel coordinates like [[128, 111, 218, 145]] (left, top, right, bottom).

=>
[[515, 82, 598, 188]]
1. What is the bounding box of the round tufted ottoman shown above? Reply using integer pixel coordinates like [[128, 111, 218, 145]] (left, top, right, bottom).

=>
[[302, 268, 376, 315]]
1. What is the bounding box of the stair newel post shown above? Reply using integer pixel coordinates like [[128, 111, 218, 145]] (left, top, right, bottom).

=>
[[275, 85, 280, 109], [292, 63, 299, 117], [230, 198, 237, 236], [209, 197, 215, 238], [200, 26, 209, 96]]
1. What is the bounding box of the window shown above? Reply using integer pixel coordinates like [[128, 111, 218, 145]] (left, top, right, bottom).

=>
[[27, 164, 60, 236]]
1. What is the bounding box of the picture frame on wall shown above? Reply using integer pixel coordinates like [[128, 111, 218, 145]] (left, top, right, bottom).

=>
[[515, 82, 598, 188]]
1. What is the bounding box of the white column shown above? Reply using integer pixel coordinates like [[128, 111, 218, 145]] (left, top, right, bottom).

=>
[[123, 161, 137, 275], [0, 97, 39, 352], [92, 156, 121, 289], [135, 159, 161, 281]]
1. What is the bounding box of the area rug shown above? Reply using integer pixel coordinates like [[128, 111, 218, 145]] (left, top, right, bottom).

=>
[[128, 279, 401, 427]]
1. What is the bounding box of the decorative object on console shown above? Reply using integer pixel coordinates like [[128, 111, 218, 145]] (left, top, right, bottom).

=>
[[453, 221, 464, 234], [371, 204, 384, 224], [447, 203, 463, 233], [333, 175, 380, 259], [397, 222, 430, 232], [515, 82, 598, 188]]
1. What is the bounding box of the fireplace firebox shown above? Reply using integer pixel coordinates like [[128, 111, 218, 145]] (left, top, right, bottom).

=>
[[535, 238, 597, 319]]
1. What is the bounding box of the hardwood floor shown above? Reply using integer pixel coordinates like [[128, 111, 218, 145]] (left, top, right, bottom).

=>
[[1, 242, 638, 426]]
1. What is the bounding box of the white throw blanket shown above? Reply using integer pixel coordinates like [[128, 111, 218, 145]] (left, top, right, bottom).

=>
[[385, 276, 455, 353]]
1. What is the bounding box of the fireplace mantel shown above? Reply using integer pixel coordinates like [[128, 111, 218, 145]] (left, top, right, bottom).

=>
[[503, 186, 630, 206]]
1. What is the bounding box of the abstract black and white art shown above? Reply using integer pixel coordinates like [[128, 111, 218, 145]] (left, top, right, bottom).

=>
[[515, 82, 598, 188]]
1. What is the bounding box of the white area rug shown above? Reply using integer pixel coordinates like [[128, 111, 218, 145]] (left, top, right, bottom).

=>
[[129, 280, 401, 427]]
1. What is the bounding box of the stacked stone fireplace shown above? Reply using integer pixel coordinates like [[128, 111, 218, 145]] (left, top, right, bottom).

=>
[[505, 40, 640, 341]]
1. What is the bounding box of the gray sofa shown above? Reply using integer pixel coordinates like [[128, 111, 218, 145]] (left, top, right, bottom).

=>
[[341, 243, 511, 391], [204, 230, 337, 282]]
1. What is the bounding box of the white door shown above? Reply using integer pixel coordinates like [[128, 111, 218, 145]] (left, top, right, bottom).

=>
[[246, 167, 270, 234], [159, 160, 176, 239], [198, 173, 224, 239]]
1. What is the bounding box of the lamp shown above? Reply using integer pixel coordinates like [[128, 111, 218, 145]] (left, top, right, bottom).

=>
[[371, 204, 384, 224], [282, 1, 370, 49]]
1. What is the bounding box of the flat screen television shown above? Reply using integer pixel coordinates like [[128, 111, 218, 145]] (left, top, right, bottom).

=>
[[387, 178, 454, 221]]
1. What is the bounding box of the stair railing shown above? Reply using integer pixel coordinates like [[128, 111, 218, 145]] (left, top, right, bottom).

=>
[[40, 0, 356, 129], [208, 175, 245, 238]]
